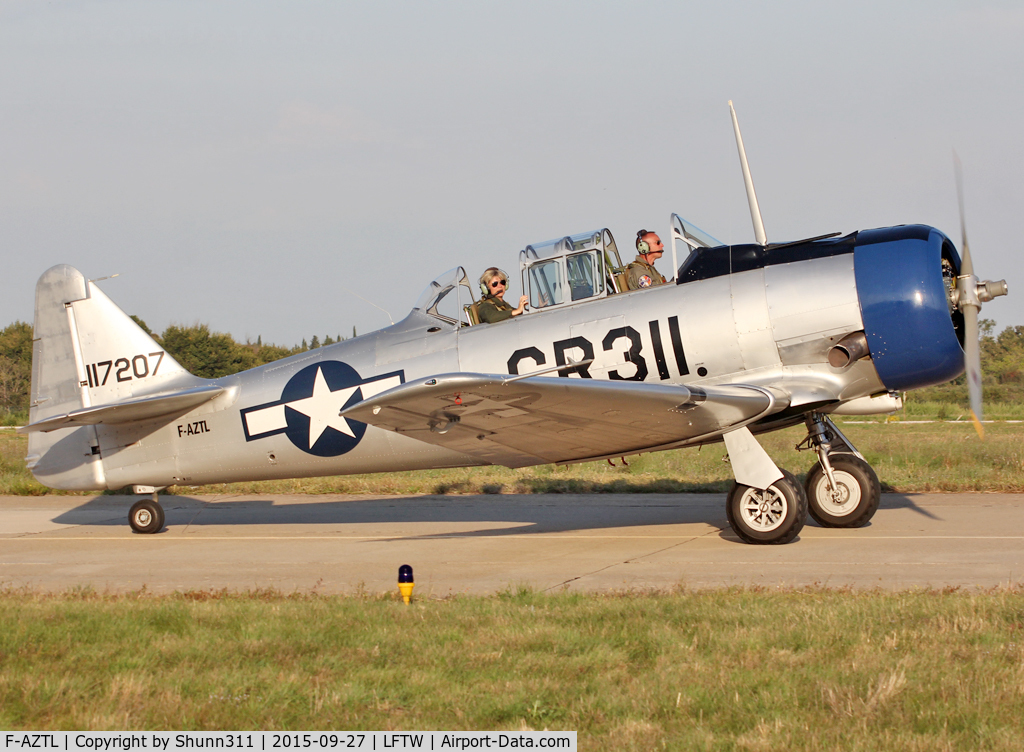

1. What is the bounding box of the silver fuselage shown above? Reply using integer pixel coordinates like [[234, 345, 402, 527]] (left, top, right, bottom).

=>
[[74, 252, 878, 491]]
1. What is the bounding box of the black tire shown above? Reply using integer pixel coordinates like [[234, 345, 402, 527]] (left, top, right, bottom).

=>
[[804, 454, 880, 528], [726, 470, 807, 545], [129, 499, 164, 534]]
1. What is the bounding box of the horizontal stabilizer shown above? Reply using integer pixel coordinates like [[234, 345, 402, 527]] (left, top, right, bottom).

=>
[[341, 372, 781, 467], [18, 385, 224, 434]]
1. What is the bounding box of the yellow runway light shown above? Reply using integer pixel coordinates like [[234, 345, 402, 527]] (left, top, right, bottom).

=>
[[398, 564, 414, 604]]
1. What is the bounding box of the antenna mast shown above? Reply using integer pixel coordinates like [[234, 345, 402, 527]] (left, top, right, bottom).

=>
[[729, 100, 768, 246]]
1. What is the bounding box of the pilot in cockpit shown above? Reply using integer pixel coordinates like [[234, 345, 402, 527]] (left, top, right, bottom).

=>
[[626, 230, 667, 290], [478, 268, 529, 324]]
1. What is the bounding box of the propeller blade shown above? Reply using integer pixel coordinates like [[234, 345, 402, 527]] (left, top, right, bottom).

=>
[[952, 151, 994, 438], [953, 150, 973, 277], [962, 299, 984, 438]]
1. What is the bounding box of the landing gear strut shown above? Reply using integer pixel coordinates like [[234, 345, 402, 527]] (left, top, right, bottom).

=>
[[128, 491, 165, 534], [799, 414, 880, 528]]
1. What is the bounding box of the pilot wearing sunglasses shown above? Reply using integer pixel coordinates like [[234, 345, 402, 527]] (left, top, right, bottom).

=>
[[478, 267, 529, 324], [626, 230, 667, 290]]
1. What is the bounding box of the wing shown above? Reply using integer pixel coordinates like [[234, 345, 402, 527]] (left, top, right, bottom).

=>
[[341, 372, 785, 467], [18, 385, 225, 433]]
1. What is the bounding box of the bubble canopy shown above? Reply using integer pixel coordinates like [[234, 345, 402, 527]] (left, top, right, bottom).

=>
[[408, 217, 723, 324]]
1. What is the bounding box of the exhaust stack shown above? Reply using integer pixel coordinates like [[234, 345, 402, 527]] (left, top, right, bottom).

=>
[[828, 331, 870, 368]]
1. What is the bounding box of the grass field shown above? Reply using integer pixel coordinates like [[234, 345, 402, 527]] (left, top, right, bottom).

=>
[[3, 415, 1023, 745], [1, 587, 1023, 748], [3, 419, 1022, 497]]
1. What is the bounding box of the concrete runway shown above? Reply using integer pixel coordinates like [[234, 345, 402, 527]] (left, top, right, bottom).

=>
[[1, 492, 1023, 594]]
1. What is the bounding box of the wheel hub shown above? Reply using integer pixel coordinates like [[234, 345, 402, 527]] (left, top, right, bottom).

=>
[[741, 488, 787, 532], [829, 485, 850, 504], [815, 470, 861, 516]]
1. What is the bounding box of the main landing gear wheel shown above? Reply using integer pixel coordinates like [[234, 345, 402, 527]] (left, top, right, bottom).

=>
[[804, 454, 880, 528], [128, 499, 165, 534], [726, 470, 808, 545]]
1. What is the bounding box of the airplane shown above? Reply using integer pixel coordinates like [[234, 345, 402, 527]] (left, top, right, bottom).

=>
[[17, 103, 1008, 544]]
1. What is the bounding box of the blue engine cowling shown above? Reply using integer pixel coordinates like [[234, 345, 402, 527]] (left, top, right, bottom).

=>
[[853, 224, 964, 391]]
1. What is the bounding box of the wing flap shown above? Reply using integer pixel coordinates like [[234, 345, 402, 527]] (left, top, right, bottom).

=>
[[342, 373, 779, 467], [18, 385, 225, 433]]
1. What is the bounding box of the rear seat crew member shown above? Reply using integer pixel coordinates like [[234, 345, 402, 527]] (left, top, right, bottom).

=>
[[626, 230, 667, 289]]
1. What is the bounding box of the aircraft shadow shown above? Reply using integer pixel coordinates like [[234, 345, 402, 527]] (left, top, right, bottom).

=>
[[51, 493, 732, 540], [877, 493, 943, 520], [50, 492, 939, 543]]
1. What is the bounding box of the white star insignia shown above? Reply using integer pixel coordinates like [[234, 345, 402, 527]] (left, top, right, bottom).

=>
[[284, 367, 360, 447], [242, 368, 402, 446]]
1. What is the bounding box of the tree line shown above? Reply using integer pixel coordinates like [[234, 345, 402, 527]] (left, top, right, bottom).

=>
[[1, 318, 1023, 417]]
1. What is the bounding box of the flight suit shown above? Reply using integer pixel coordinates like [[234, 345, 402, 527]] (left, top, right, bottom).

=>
[[478, 294, 515, 323], [626, 255, 666, 290]]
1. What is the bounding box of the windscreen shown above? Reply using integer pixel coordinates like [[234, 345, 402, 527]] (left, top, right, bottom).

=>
[[412, 267, 473, 324]]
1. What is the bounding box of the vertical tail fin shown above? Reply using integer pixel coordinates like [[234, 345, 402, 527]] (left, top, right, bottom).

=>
[[27, 265, 195, 490]]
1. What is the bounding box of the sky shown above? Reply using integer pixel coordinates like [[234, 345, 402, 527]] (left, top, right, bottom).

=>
[[2, 1, 1022, 345]]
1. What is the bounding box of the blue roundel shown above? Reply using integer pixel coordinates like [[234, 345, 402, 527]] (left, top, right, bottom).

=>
[[281, 361, 368, 457]]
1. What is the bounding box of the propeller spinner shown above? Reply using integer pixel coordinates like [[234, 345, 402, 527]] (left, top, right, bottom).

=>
[[952, 153, 1008, 437]]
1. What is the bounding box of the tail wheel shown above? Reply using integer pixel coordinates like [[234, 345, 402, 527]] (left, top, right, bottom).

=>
[[726, 470, 807, 545], [804, 454, 880, 528], [129, 499, 165, 534]]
